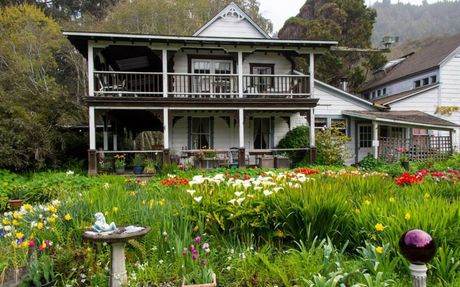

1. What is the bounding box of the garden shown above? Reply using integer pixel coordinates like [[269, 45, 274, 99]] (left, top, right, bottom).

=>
[[1, 155, 460, 286]]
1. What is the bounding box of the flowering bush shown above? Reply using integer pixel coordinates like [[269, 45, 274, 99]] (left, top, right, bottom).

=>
[[182, 236, 214, 285]]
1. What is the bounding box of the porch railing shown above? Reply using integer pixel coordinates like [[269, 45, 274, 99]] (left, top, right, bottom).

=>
[[93, 71, 310, 98], [378, 136, 453, 162]]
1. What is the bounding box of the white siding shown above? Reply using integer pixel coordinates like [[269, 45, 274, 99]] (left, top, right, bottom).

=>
[[243, 53, 292, 75], [368, 70, 438, 99], [440, 51, 460, 127], [197, 17, 265, 38], [389, 87, 439, 114], [315, 85, 373, 115]]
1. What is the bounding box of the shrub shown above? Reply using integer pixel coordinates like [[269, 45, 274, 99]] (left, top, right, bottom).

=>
[[359, 154, 386, 170], [316, 128, 351, 165], [277, 125, 310, 164]]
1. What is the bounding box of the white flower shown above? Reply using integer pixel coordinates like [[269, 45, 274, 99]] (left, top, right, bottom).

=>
[[236, 198, 245, 205], [263, 190, 273, 196], [159, 260, 164, 264], [234, 191, 244, 197], [228, 199, 236, 204], [193, 196, 203, 202], [103, 182, 110, 189], [247, 194, 254, 199], [240, 252, 246, 259], [186, 189, 196, 196], [66, 170, 74, 176], [226, 266, 231, 271], [273, 187, 283, 193]]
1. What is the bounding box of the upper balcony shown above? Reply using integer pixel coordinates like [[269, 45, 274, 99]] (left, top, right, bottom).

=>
[[93, 71, 310, 99]]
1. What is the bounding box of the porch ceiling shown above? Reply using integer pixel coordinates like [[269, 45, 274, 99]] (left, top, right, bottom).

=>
[[342, 110, 460, 130]]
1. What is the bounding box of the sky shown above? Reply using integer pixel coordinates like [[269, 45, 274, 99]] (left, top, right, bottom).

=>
[[258, 0, 441, 33]]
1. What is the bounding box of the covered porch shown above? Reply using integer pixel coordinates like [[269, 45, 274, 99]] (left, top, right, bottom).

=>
[[343, 110, 459, 163]]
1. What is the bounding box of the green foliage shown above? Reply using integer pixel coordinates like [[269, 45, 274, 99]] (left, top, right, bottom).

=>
[[278, 0, 387, 92], [22, 255, 55, 286], [277, 125, 310, 164], [359, 154, 386, 171], [316, 128, 351, 166]]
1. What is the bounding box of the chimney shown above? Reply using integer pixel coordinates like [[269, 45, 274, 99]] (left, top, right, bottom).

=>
[[340, 77, 349, 92]]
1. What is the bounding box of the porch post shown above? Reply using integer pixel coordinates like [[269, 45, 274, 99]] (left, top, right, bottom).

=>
[[88, 42, 94, 97], [163, 108, 170, 164], [103, 114, 108, 150], [238, 108, 245, 167], [372, 121, 379, 159], [238, 51, 243, 98], [113, 120, 118, 151], [309, 53, 316, 164], [88, 106, 97, 175], [162, 49, 168, 98]]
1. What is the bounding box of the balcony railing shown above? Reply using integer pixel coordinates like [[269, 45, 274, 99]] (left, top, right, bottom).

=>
[[93, 71, 310, 98]]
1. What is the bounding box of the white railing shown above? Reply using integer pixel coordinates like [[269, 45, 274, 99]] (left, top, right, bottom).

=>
[[93, 71, 310, 98]]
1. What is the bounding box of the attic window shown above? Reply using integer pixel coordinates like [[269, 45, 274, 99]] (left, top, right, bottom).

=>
[[431, 75, 437, 83], [414, 80, 421, 88], [423, 78, 429, 85], [382, 88, 387, 95]]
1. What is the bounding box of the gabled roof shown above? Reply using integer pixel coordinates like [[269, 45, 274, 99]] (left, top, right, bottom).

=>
[[193, 2, 270, 39], [372, 83, 439, 106], [343, 110, 459, 130], [363, 33, 460, 91], [315, 80, 376, 109]]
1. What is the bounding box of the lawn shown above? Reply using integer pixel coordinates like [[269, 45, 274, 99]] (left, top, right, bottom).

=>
[[1, 158, 460, 286]]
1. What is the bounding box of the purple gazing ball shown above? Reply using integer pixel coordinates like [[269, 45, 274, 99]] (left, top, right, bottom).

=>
[[399, 229, 436, 264]]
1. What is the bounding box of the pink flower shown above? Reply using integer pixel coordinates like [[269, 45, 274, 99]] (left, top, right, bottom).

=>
[[189, 244, 195, 252], [192, 253, 197, 261], [45, 240, 50, 247], [29, 240, 35, 247], [200, 258, 206, 266], [38, 246, 44, 252], [195, 236, 201, 244]]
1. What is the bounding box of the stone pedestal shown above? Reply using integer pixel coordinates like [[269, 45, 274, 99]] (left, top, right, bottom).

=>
[[410, 263, 427, 287], [110, 242, 127, 287]]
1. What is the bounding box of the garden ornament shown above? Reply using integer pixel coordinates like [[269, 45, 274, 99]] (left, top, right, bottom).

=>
[[399, 229, 436, 287], [92, 212, 117, 233]]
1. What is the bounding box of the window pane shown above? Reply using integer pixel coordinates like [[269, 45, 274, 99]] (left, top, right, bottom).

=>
[[315, 118, 327, 130], [359, 125, 372, 148]]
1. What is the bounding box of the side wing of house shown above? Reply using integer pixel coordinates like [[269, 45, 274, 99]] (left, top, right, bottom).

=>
[[440, 47, 460, 126], [313, 81, 377, 164]]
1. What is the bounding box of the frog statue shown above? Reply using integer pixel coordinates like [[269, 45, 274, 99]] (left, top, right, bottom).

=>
[[92, 212, 117, 233]]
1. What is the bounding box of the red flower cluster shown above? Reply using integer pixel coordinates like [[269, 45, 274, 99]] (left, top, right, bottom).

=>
[[160, 177, 189, 188], [395, 172, 424, 186], [295, 168, 319, 176]]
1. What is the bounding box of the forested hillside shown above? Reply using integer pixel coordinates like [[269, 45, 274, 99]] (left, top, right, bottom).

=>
[[372, 0, 460, 47]]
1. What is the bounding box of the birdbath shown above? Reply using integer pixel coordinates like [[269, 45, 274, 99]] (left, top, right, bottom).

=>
[[83, 225, 150, 287], [399, 229, 437, 287]]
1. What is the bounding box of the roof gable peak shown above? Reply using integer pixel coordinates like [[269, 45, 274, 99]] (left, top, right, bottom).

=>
[[193, 2, 270, 39]]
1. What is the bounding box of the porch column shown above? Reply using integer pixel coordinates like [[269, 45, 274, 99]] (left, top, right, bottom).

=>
[[372, 121, 379, 159], [103, 114, 109, 150], [238, 108, 245, 167], [309, 53, 316, 164], [88, 42, 94, 97], [163, 108, 170, 164], [162, 49, 168, 98], [238, 51, 243, 98], [88, 106, 97, 175], [113, 120, 118, 151]]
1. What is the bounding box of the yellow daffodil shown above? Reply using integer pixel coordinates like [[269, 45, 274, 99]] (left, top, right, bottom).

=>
[[12, 219, 18, 225], [37, 222, 44, 230], [424, 193, 430, 199], [2, 219, 10, 225], [21, 241, 29, 248], [354, 208, 360, 214], [142, 200, 146, 205], [64, 214, 72, 221], [193, 225, 200, 232], [48, 216, 56, 223], [13, 212, 22, 220], [112, 207, 118, 213], [274, 230, 285, 238], [48, 205, 57, 213], [375, 246, 384, 254], [104, 211, 108, 216], [159, 199, 165, 206], [23, 204, 33, 211], [389, 197, 396, 203], [364, 200, 371, 205], [375, 223, 384, 232], [405, 212, 411, 221], [149, 199, 154, 209]]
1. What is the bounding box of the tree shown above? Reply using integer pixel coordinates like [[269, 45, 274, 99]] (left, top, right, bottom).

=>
[[0, 4, 75, 169], [278, 0, 386, 92], [97, 0, 272, 35]]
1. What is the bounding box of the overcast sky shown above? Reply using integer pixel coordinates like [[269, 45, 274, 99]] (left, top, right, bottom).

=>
[[258, 0, 441, 33]]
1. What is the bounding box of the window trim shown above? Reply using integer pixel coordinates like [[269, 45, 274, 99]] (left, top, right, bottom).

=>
[[358, 124, 372, 148], [188, 117, 214, 150], [314, 116, 348, 136]]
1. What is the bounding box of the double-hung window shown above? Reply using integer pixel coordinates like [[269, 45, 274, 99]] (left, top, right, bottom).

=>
[[190, 117, 211, 149]]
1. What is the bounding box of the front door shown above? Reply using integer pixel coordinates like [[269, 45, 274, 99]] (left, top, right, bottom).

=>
[[357, 124, 373, 162]]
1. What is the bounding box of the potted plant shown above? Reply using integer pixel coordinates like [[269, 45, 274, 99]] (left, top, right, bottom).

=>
[[397, 147, 409, 171], [132, 154, 145, 175], [8, 186, 27, 209], [114, 154, 126, 174], [144, 159, 159, 174], [182, 236, 216, 287]]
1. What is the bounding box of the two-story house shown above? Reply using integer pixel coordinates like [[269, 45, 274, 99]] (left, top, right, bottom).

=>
[[65, 3, 339, 174]]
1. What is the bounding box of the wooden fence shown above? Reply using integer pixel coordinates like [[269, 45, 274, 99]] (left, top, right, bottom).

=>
[[378, 135, 453, 162]]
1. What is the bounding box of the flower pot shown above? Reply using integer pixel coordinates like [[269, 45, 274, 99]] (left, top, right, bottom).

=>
[[8, 199, 24, 209], [115, 167, 125, 174], [401, 161, 410, 171], [182, 273, 216, 287], [132, 165, 145, 175]]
